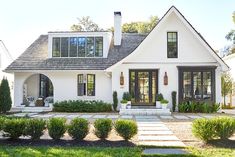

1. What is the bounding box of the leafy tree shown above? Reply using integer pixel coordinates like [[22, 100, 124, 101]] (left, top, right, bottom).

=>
[[0, 78, 12, 113], [225, 11, 235, 54], [71, 16, 102, 31], [122, 15, 159, 33], [221, 72, 233, 106]]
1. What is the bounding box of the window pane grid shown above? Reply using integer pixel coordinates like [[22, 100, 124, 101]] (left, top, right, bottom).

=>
[[87, 74, 95, 96], [167, 32, 178, 58]]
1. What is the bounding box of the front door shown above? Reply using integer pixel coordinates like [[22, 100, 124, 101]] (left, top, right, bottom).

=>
[[129, 70, 158, 105]]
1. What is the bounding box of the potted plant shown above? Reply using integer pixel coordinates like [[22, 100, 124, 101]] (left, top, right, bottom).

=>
[[121, 99, 128, 109], [123, 92, 131, 105], [156, 93, 163, 109], [161, 99, 169, 109]]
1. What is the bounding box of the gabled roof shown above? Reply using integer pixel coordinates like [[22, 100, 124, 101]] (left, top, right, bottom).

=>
[[5, 34, 146, 71], [106, 6, 229, 71]]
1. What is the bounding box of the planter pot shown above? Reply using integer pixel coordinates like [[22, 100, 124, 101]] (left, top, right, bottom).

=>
[[161, 103, 168, 109], [121, 103, 127, 109], [127, 101, 131, 105], [126, 104, 131, 109], [156, 101, 162, 109]]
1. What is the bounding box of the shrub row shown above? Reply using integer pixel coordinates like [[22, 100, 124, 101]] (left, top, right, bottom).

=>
[[192, 116, 235, 142], [0, 117, 137, 141], [53, 100, 112, 112], [178, 101, 220, 113]]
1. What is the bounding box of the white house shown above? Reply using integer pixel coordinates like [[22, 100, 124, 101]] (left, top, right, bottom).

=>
[[5, 6, 229, 114], [223, 53, 235, 106], [0, 40, 14, 101]]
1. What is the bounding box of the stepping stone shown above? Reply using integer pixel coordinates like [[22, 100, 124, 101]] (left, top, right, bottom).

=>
[[139, 141, 185, 146], [120, 115, 133, 119], [80, 115, 93, 119], [201, 115, 214, 119], [138, 126, 170, 131], [54, 115, 66, 118], [67, 115, 80, 119], [93, 115, 107, 119], [38, 114, 53, 118], [187, 115, 202, 119], [138, 135, 179, 141], [137, 122, 163, 124], [137, 123, 165, 127], [160, 116, 174, 119], [136, 119, 160, 122], [139, 130, 173, 135], [107, 115, 119, 119], [173, 115, 189, 120], [135, 116, 159, 119], [30, 114, 41, 118], [143, 148, 188, 155], [13, 113, 27, 117]]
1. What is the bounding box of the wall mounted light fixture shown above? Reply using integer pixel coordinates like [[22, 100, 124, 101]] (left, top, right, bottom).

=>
[[164, 72, 168, 85], [120, 72, 124, 86]]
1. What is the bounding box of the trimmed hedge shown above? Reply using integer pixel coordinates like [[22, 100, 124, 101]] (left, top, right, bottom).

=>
[[67, 118, 89, 140], [94, 119, 112, 140], [47, 118, 67, 140], [3, 118, 27, 139], [53, 100, 112, 112], [0, 116, 6, 130], [192, 116, 235, 142], [115, 119, 137, 141], [178, 101, 220, 113], [24, 119, 46, 140]]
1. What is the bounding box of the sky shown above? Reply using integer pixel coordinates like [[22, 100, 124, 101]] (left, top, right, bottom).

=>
[[0, 0, 234, 59]]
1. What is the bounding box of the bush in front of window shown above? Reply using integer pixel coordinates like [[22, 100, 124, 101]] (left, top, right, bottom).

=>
[[178, 101, 220, 113], [53, 100, 112, 112], [94, 118, 112, 140]]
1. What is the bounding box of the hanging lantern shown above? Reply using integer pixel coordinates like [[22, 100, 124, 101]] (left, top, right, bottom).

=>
[[120, 72, 124, 86], [164, 72, 168, 85]]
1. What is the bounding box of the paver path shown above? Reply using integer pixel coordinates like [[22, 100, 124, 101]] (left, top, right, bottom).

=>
[[136, 116, 185, 146]]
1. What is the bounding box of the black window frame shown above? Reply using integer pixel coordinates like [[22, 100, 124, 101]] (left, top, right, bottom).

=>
[[167, 32, 178, 58], [178, 66, 216, 104], [77, 74, 86, 96]]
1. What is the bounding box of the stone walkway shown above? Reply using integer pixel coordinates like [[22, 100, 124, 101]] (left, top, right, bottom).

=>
[[136, 116, 185, 146], [11, 112, 235, 120]]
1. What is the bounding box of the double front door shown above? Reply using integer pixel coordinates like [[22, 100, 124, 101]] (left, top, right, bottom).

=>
[[129, 70, 158, 105]]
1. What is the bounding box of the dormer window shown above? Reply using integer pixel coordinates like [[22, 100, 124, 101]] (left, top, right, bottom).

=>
[[52, 37, 103, 58]]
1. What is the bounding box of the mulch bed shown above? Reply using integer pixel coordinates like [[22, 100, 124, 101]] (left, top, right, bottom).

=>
[[0, 138, 136, 147]]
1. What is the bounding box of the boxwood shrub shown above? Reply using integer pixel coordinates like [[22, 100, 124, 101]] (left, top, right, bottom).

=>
[[94, 118, 112, 140], [47, 118, 67, 140], [67, 118, 89, 140], [114, 119, 137, 141], [3, 118, 27, 139], [53, 100, 112, 112], [24, 119, 46, 140], [0, 116, 6, 130], [192, 117, 235, 142]]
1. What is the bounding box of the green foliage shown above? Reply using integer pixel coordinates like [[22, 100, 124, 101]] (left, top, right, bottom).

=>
[[53, 100, 112, 112], [192, 118, 216, 142], [178, 101, 220, 113], [226, 11, 235, 44], [3, 118, 27, 139], [213, 117, 235, 140], [221, 72, 233, 106], [47, 118, 67, 140], [94, 119, 112, 140], [160, 99, 168, 104], [122, 16, 159, 33], [156, 93, 163, 101], [114, 120, 137, 141], [0, 78, 12, 113], [24, 119, 46, 140], [121, 100, 128, 103], [122, 92, 131, 101], [112, 91, 118, 111], [71, 16, 102, 31], [171, 91, 177, 112], [67, 118, 89, 140], [0, 116, 6, 130]]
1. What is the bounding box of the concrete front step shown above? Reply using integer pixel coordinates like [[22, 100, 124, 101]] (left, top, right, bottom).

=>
[[138, 135, 179, 141], [139, 130, 173, 135], [139, 141, 185, 147], [120, 108, 171, 116], [11, 107, 52, 113]]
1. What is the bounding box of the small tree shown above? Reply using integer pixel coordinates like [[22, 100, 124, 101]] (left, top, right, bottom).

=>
[[0, 78, 12, 113], [221, 72, 233, 107], [112, 91, 118, 111], [171, 91, 177, 112]]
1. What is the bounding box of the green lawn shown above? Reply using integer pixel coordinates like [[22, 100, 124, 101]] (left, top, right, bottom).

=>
[[0, 146, 234, 157]]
